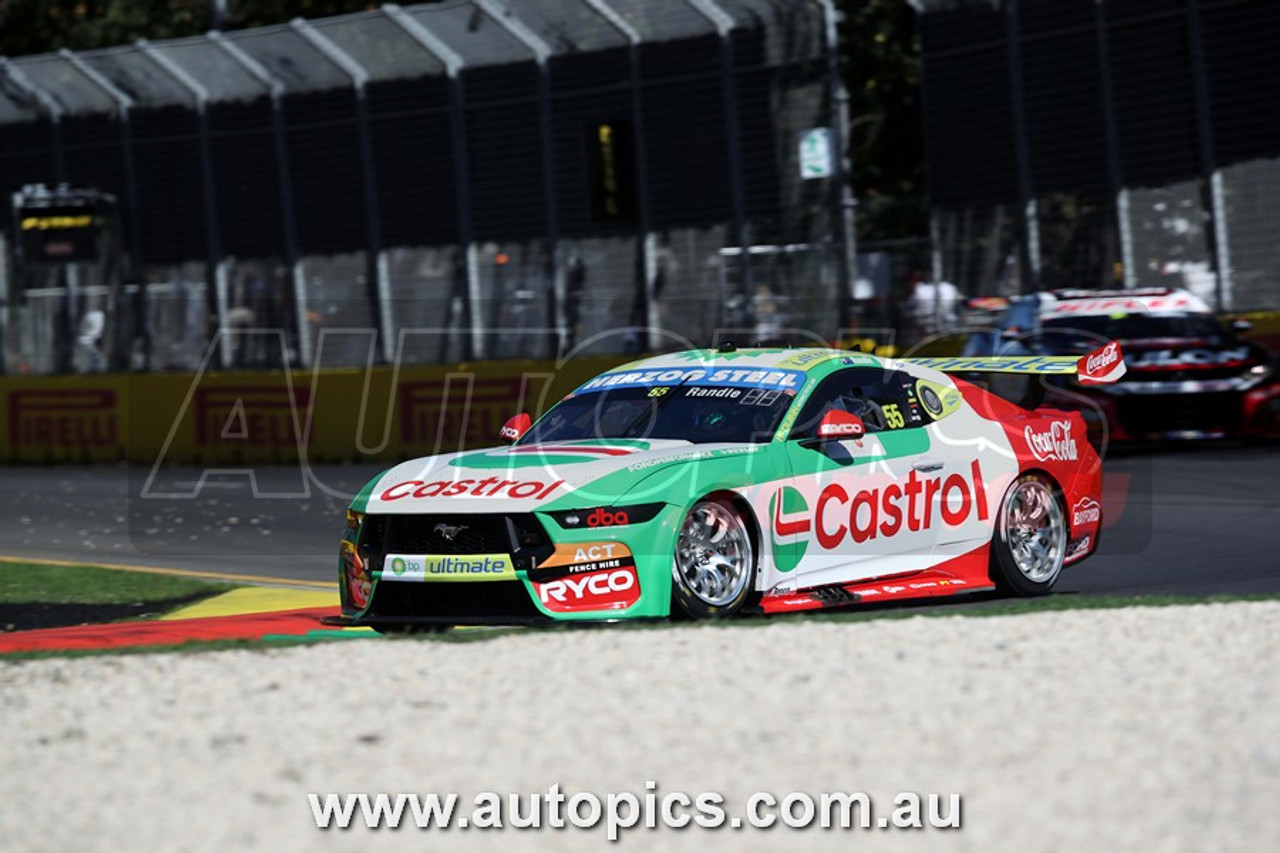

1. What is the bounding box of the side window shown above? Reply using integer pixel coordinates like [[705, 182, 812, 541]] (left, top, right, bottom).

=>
[[791, 368, 925, 438], [871, 370, 924, 430]]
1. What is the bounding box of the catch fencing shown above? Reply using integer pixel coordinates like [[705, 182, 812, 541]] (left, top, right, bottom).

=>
[[0, 0, 848, 376], [916, 0, 1280, 311]]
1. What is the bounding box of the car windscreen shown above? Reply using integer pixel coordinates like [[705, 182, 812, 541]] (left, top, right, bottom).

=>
[[522, 384, 795, 445], [1043, 312, 1224, 347]]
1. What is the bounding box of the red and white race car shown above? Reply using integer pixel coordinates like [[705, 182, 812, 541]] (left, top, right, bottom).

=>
[[965, 287, 1280, 441]]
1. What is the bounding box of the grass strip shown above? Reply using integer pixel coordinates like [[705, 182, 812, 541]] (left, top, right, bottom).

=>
[[0, 561, 237, 633], [0, 562, 236, 605]]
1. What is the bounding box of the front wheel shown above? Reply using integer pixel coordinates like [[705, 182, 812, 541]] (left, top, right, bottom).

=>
[[990, 473, 1067, 596], [671, 498, 756, 619]]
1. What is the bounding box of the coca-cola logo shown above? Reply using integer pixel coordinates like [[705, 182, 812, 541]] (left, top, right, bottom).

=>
[[1086, 342, 1120, 374], [1025, 421, 1078, 462]]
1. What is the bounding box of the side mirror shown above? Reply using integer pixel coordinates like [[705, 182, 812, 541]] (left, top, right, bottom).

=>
[[1231, 318, 1253, 334], [815, 410, 865, 441], [500, 413, 532, 444]]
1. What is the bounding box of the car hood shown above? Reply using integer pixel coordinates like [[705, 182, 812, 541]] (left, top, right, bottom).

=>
[[361, 438, 752, 514]]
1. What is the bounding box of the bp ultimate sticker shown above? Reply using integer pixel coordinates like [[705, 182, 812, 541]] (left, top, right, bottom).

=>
[[381, 553, 515, 582]]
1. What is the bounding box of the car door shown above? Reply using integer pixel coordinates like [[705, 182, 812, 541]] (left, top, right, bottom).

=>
[[778, 366, 939, 589], [903, 367, 999, 562]]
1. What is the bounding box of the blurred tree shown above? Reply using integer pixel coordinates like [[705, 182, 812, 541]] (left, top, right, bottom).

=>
[[219, 1, 384, 29], [838, 0, 927, 241], [0, 1, 384, 56]]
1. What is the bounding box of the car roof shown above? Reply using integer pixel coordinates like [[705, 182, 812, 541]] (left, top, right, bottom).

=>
[[573, 347, 961, 407], [608, 347, 886, 375], [1037, 287, 1212, 318]]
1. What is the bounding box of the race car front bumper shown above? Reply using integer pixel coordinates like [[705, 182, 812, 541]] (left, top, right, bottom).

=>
[[339, 503, 685, 626]]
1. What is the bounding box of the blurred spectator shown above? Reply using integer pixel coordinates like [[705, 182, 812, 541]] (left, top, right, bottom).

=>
[[74, 309, 107, 373], [752, 284, 786, 343], [909, 271, 962, 337]]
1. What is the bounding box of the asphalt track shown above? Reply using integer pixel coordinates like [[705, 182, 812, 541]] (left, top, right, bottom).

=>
[[0, 442, 1277, 599]]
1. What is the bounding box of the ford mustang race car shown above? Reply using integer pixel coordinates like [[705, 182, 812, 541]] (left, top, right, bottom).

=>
[[333, 343, 1125, 628], [964, 287, 1280, 441]]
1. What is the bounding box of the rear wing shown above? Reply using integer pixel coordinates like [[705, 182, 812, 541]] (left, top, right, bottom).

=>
[[907, 341, 1126, 385]]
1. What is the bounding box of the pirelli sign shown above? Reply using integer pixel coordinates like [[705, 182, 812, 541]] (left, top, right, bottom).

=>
[[0, 355, 624, 464], [7, 389, 118, 449]]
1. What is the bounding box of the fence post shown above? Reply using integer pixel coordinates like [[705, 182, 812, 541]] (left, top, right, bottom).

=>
[[585, 0, 658, 349], [690, 0, 753, 313], [818, 0, 856, 327], [1004, 0, 1041, 288], [478, 0, 562, 359], [59, 49, 148, 371], [0, 227, 7, 374], [1186, 0, 1231, 310], [135, 40, 232, 369], [1093, 0, 1135, 288], [1, 62, 64, 373], [0, 60, 65, 184], [209, 31, 310, 369], [383, 4, 480, 361], [291, 19, 392, 362]]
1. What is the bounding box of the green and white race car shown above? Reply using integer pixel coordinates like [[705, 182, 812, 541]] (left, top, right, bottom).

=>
[[335, 343, 1123, 627]]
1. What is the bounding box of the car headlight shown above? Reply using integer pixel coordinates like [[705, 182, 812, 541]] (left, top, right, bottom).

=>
[[1242, 363, 1273, 389], [547, 503, 666, 529]]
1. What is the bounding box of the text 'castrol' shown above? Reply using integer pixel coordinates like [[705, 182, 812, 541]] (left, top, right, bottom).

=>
[[813, 459, 991, 548]]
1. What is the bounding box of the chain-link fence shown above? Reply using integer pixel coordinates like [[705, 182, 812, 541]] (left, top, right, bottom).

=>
[[917, 0, 1280, 312], [1, 0, 848, 376]]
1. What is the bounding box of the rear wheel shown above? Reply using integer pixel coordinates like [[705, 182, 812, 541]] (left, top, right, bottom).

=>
[[671, 499, 756, 619], [991, 473, 1067, 596]]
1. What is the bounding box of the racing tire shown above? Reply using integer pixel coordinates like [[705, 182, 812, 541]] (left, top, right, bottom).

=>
[[990, 473, 1067, 596], [671, 498, 757, 619]]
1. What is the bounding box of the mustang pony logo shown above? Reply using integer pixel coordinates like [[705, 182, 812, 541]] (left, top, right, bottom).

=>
[[433, 523, 468, 543]]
